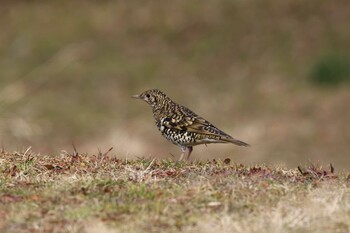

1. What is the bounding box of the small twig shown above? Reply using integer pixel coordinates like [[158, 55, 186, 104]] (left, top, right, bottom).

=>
[[72, 142, 78, 157], [297, 166, 304, 175], [23, 146, 32, 162], [102, 147, 113, 157], [144, 158, 156, 173], [330, 163, 334, 173], [97, 147, 114, 163], [23, 146, 32, 156]]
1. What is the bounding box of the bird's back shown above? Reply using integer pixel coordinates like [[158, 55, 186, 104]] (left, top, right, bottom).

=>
[[153, 100, 249, 147]]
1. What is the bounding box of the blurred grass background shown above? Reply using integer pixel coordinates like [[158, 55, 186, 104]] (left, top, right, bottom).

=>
[[0, 0, 350, 168]]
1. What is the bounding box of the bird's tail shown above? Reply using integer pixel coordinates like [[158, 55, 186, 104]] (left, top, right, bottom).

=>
[[222, 137, 250, 147]]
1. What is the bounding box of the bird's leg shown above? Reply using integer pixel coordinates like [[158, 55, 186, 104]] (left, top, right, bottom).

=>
[[186, 146, 193, 160], [179, 146, 186, 161], [179, 146, 193, 161]]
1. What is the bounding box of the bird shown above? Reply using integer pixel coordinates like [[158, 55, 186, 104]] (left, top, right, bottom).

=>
[[132, 89, 249, 160]]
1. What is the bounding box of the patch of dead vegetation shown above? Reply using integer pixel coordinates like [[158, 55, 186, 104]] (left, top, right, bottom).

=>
[[0, 148, 349, 233]]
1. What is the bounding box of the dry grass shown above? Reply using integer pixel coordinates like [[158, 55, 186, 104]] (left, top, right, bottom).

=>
[[1, 0, 350, 168], [0, 148, 349, 233]]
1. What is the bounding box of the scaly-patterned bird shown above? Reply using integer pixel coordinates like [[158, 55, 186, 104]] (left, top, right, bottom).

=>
[[132, 89, 249, 160]]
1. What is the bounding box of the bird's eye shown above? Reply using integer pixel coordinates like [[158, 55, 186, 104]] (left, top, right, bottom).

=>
[[146, 94, 150, 98]]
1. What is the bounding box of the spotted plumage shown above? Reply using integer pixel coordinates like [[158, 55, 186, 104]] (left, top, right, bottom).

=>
[[132, 89, 249, 160]]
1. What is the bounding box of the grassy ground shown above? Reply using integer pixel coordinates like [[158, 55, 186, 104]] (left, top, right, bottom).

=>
[[1, 0, 350, 168], [0, 149, 349, 233]]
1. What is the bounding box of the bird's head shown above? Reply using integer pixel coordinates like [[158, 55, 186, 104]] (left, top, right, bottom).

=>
[[132, 89, 169, 109]]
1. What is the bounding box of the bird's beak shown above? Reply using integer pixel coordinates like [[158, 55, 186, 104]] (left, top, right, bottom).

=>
[[131, 94, 141, 99]]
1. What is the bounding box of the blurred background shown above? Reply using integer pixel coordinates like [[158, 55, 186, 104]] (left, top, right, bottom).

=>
[[1, 0, 350, 169]]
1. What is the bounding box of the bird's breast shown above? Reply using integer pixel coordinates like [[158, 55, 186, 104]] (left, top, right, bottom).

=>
[[160, 127, 197, 146]]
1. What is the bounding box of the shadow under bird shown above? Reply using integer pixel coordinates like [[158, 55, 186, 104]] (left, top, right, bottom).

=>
[[132, 89, 250, 160]]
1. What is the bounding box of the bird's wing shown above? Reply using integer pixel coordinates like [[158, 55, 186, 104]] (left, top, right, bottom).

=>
[[161, 105, 250, 146], [162, 106, 229, 137]]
